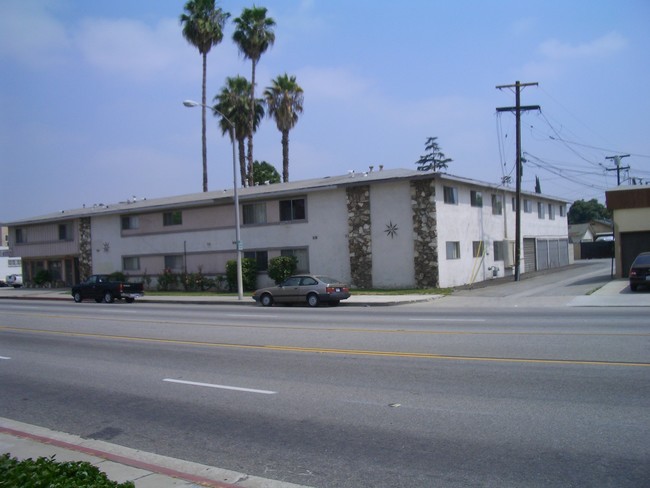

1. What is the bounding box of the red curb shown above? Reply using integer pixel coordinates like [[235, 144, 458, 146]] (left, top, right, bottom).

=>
[[0, 426, 240, 488]]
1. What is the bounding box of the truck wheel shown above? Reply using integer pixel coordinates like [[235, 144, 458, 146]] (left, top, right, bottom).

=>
[[95, 298, 103, 303], [103, 291, 114, 303], [307, 293, 320, 307], [73, 292, 82, 303]]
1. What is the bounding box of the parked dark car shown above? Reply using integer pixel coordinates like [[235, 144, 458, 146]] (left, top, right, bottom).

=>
[[629, 252, 650, 292], [71, 274, 144, 303], [253, 274, 351, 307]]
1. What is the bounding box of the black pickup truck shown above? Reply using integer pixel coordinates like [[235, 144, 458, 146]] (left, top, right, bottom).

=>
[[71, 275, 144, 303]]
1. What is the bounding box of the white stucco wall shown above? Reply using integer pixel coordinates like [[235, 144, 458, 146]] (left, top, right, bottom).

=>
[[370, 180, 415, 287]]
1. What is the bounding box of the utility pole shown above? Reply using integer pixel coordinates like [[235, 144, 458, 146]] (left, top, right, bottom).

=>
[[605, 154, 630, 185], [496, 81, 540, 282]]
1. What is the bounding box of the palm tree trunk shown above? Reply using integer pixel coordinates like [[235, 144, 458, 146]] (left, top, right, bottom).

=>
[[238, 138, 246, 187], [201, 52, 208, 192], [247, 59, 256, 187], [282, 129, 289, 183]]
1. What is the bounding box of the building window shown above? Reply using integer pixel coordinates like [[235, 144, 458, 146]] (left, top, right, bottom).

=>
[[58, 223, 71, 241], [163, 211, 182, 226], [281, 248, 309, 272], [491, 194, 503, 215], [494, 241, 505, 261], [123, 256, 140, 271], [472, 241, 484, 258], [470, 191, 483, 207], [15, 228, 24, 243], [512, 197, 517, 212], [280, 198, 306, 221], [244, 250, 269, 271], [446, 241, 460, 260], [523, 199, 532, 213], [8, 258, 21, 267], [548, 204, 555, 220], [243, 203, 267, 225], [443, 186, 458, 205], [164, 255, 184, 270], [559, 204, 566, 217], [537, 202, 545, 219], [121, 215, 140, 230]]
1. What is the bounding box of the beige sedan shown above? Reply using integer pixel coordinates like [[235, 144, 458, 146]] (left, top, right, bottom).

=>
[[253, 274, 351, 307]]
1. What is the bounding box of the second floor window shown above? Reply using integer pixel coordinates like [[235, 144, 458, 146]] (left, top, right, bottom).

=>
[[58, 223, 71, 240], [243, 203, 267, 225], [537, 202, 545, 219], [163, 211, 182, 226], [491, 194, 503, 215], [280, 198, 306, 221], [523, 199, 533, 213], [443, 186, 458, 205], [15, 228, 24, 243], [470, 191, 483, 207], [121, 215, 140, 230]]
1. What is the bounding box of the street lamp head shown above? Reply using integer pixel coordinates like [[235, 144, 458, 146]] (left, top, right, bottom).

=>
[[183, 100, 201, 108]]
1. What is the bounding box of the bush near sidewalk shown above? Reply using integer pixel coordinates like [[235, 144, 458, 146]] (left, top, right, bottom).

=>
[[0, 453, 135, 487]]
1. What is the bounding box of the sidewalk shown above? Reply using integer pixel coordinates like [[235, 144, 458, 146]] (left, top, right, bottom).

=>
[[0, 287, 439, 306], [0, 418, 311, 488]]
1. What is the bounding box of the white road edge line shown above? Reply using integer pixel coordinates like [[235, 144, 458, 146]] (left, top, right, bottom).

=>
[[163, 378, 277, 395], [409, 318, 486, 322], [0, 356, 11, 360]]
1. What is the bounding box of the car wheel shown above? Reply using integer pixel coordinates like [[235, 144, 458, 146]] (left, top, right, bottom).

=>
[[260, 293, 274, 307], [73, 292, 82, 303], [307, 293, 320, 307], [103, 291, 114, 303]]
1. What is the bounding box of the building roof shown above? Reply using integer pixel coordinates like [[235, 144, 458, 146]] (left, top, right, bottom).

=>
[[4, 168, 570, 226]]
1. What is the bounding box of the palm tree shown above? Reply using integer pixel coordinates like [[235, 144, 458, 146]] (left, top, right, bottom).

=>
[[180, 0, 230, 192], [264, 74, 304, 183], [213, 76, 264, 186], [232, 6, 276, 187]]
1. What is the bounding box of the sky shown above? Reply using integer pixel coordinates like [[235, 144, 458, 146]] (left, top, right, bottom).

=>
[[1, 0, 649, 223]]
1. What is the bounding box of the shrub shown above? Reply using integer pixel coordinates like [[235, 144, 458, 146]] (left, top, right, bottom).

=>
[[108, 271, 128, 282], [226, 258, 257, 291], [0, 453, 135, 487], [267, 256, 298, 284], [157, 268, 178, 291], [33, 270, 53, 286]]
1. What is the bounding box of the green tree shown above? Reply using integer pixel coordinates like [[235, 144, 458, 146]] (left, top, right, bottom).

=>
[[568, 199, 611, 225], [253, 160, 281, 185], [267, 255, 297, 284], [232, 6, 276, 187], [180, 0, 230, 192], [213, 76, 264, 186], [264, 73, 304, 182], [415, 136, 452, 172]]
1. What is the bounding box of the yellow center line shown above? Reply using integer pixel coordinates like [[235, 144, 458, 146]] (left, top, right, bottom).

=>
[[1, 325, 648, 368]]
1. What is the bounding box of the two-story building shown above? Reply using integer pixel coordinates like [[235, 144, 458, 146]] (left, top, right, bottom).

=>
[[4, 169, 570, 289]]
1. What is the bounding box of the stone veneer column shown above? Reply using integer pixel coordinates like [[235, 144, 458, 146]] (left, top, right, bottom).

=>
[[346, 185, 372, 288], [78, 217, 93, 281], [411, 179, 439, 288]]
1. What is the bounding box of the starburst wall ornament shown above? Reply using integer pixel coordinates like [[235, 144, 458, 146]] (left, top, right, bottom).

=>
[[384, 220, 398, 238]]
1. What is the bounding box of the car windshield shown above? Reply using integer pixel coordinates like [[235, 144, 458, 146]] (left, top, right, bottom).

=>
[[632, 254, 650, 266]]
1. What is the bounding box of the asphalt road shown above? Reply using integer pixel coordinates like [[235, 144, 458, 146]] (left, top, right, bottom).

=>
[[1, 263, 649, 487]]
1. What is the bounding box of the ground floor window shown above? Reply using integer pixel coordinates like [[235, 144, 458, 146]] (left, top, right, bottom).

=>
[[281, 248, 309, 272], [123, 256, 140, 271], [446, 241, 460, 260], [244, 250, 269, 271], [164, 255, 184, 270]]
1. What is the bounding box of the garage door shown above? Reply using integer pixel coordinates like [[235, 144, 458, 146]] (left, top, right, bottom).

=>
[[620, 231, 650, 277], [523, 238, 536, 273]]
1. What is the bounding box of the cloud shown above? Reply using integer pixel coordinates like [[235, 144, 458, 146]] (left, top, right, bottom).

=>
[[539, 32, 627, 60], [0, 1, 71, 68], [75, 17, 191, 82], [522, 31, 627, 80], [296, 66, 372, 100]]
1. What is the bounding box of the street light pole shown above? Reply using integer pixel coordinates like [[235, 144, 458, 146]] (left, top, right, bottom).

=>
[[183, 100, 243, 300]]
